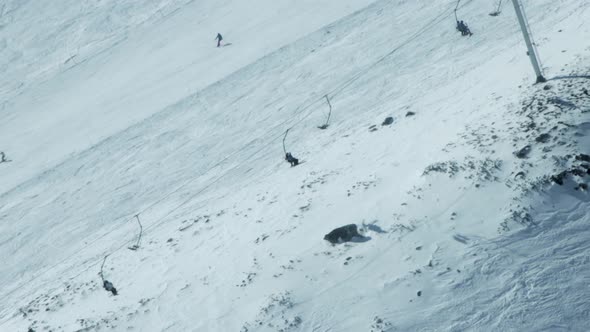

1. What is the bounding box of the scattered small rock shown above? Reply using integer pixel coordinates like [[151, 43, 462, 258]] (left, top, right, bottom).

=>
[[514, 145, 532, 159], [535, 133, 551, 143], [543, 84, 553, 91]]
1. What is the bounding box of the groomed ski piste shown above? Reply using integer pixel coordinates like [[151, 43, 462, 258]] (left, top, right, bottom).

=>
[[1, 0, 589, 331]]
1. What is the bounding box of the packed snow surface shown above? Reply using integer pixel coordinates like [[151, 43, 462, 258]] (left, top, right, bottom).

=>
[[1, 0, 589, 331]]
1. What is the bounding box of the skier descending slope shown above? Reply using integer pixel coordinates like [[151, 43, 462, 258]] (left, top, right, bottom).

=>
[[215, 33, 223, 47]]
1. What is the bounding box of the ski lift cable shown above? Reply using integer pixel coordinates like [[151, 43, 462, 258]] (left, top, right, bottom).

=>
[[326, 0, 474, 100], [282, 128, 290, 154], [1, 110, 307, 303], [0, 0, 476, 304], [323, 95, 332, 126], [136, 0, 478, 245], [489, 0, 504, 16]]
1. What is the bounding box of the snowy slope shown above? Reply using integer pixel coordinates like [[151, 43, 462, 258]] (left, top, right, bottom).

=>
[[1, 0, 590, 331], [0, 0, 372, 193]]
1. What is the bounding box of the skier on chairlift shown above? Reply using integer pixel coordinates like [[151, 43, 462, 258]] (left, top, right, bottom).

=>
[[285, 152, 299, 167], [456, 20, 472, 36]]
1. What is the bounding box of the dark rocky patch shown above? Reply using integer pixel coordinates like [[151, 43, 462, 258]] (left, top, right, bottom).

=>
[[551, 155, 590, 185], [535, 133, 551, 143], [551, 171, 568, 185]]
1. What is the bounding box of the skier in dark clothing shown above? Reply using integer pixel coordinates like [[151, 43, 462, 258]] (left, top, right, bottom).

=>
[[285, 152, 299, 167], [215, 33, 223, 47]]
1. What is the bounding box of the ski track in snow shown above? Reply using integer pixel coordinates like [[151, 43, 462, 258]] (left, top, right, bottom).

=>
[[1, 0, 590, 331]]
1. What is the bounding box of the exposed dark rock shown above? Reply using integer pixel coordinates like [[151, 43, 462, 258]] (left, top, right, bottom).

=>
[[535, 133, 551, 143], [417, 291, 422, 297], [551, 171, 568, 185], [324, 224, 361, 244], [548, 96, 577, 109], [543, 84, 552, 91], [405, 111, 416, 117], [514, 145, 532, 159], [576, 183, 588, 191], [576, 154, 590, 163], [382, 117, 394, 126], [571, 168, 587, 177]]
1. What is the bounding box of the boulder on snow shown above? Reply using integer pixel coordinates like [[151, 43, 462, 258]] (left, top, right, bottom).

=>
[[382, 117, 394, 126], [405, 111, 416, 117], [324, 224, 361, 244]]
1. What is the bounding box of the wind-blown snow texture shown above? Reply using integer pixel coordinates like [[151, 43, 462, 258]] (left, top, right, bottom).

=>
[[1, 0, 589, 331]]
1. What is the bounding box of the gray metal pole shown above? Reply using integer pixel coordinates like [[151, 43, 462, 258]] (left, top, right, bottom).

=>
[[511, 0, 546, 83]]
